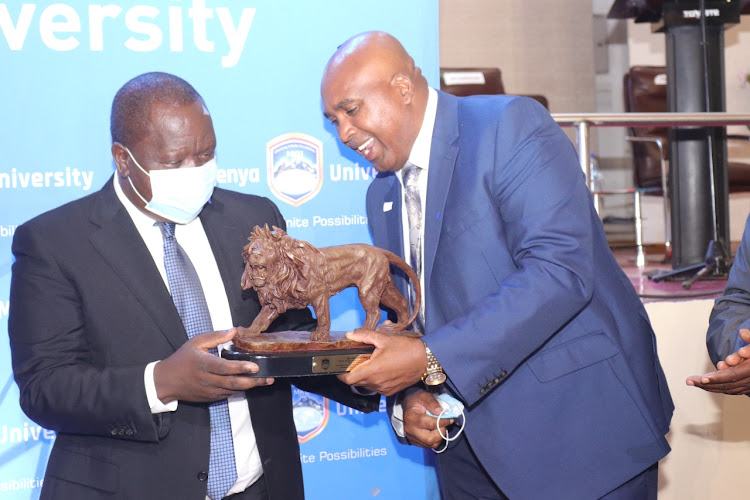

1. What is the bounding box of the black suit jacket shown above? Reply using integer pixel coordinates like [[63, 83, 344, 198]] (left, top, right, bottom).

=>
[[8, 178, 377, 499]]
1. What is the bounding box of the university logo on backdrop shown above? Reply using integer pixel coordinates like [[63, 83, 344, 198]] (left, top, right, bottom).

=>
[[266, 133, 323, 207], [292, 390, 329, 443]]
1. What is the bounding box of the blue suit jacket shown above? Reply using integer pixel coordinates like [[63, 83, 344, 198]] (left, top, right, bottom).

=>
[[366, 92, 673, 499], [707, 214, 750, 364]]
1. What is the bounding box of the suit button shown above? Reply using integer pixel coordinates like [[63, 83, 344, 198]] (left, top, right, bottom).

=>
[[125, 429, 134, 436], [197, 471, 208, 482], [500, 370, 507, 378], [479, 387, 486, 394], [109, 429, 118, 436]]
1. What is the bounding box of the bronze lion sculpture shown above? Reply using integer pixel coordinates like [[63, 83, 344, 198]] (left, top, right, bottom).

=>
[[239, 224, 421, 342]]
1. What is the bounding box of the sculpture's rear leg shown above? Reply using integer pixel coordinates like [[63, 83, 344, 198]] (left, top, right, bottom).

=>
[[358, 280, 390, 331], [378, 282, 411, 330]]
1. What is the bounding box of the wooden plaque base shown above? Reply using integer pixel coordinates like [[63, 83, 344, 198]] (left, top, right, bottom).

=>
[[222, 330, 374, 377]]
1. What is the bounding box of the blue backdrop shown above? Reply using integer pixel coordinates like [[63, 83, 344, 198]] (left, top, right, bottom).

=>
[[0, 1, 440, 498]]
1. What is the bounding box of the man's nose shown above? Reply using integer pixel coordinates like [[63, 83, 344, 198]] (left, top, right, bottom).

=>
[[337, 119, 355, 146]]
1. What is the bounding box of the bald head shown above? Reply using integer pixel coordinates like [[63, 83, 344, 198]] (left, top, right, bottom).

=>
[[321, 31, 429, 173], [324, 31, 419, 85]]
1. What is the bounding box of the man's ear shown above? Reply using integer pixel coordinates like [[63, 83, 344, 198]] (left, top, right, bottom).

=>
[[392, 74, 414, 103], [112, 142, 130, 177]]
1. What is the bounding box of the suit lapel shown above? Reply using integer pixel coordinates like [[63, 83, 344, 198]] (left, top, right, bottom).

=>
[[369, 174, 405, 258], [369, 174, 410, 298], [199, 194, 246, 327], [424, 92, 460, 297], [88, 178, 188, 350]]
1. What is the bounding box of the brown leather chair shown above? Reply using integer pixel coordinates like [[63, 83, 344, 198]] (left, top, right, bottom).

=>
[[623, 66, 750, 260], [624, 65, 750, 193], [440, 67, 549, 109], [624, 66, 669, 191]]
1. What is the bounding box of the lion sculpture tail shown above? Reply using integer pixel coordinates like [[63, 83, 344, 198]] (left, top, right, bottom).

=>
[[378, 249, 422, 334]]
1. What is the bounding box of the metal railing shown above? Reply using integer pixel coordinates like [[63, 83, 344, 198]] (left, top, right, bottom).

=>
[[551, 112, 750, 188]]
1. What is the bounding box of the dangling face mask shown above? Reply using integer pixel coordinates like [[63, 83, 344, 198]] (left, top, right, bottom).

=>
[[124, 147, 218, 224]]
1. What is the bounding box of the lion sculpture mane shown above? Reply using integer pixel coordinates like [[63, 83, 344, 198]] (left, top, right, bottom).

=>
[[239, 224, 421, 342]]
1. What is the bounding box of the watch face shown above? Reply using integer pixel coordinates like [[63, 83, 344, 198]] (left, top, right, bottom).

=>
[[424, 372, 446, 385]]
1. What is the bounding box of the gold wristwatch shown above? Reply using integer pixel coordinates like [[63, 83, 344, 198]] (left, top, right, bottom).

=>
[[421, 344, 446, 386]]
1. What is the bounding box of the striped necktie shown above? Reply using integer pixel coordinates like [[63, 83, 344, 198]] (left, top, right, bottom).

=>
[[402, 163, 425, 333]]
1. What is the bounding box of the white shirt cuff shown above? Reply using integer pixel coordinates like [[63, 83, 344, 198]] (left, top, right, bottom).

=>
[[390, 386, 425, 437], [145, 361, 178, 414], [391, 392, 406, 437]]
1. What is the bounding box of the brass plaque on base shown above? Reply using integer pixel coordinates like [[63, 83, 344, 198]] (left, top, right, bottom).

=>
[[221, 330, 374, 377]]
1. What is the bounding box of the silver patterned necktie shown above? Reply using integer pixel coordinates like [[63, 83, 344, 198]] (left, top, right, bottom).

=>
[[156, 221, 237, 500], [402, 163, 425, 333]]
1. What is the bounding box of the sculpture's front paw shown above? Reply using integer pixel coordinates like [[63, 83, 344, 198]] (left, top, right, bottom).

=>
[[309, 330, 330, 342], [237, 326, 261, 337]]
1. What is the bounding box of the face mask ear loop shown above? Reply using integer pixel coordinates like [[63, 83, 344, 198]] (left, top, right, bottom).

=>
[[123, 147, 150, 205], [433, 407, 466, 454]]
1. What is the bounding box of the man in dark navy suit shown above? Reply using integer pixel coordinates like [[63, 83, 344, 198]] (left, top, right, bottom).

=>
[[9, 72, 376, 499]]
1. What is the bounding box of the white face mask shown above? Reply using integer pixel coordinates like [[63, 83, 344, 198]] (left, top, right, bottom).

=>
[[124, 147, 218, 224]]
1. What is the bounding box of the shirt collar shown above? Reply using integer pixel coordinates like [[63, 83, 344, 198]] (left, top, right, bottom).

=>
[[405, 87, 438, 172]]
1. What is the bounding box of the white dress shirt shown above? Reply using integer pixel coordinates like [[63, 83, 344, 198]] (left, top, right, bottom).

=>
[[114, 179, 262, 497]]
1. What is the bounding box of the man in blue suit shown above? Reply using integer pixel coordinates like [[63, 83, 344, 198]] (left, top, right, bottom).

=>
[[687, 213, 750, 395], [322, 32, 673, 499]]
